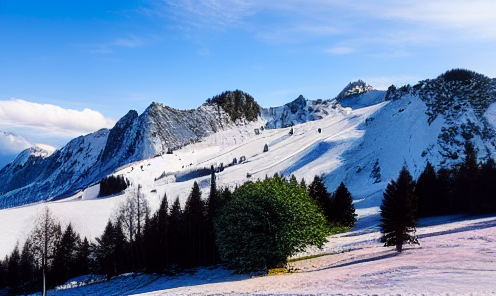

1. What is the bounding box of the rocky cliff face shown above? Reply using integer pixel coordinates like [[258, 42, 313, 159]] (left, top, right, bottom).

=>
[[262, 95, 335, 129], [0, 101, 251, 208]]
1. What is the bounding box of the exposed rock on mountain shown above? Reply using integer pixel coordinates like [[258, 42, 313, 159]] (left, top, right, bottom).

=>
[[262, 95, 334, 129], [0, 94, 260, 208]]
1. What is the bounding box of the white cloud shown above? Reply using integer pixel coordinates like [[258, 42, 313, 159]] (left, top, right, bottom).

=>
[[325, 46, 356, 55], [0, 99, 116, 138], [0, 131, 31, 155]]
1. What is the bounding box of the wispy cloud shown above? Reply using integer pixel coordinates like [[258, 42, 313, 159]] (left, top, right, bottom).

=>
[[0, 99, 116, 137], [325, 46, 357, 55], [148, 0, 496, 53], [88, 35, 146, 54]]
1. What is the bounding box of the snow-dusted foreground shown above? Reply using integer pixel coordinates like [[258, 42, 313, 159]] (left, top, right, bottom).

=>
[[45, 215, 496, 296]]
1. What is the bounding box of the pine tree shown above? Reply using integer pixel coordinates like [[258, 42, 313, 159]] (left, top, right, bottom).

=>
[[456, 141, 479, 213], [6, 244, 21, 288], [415, 161, 438, 217], [308, 176, 333, 223], [168, 197, 185, 268], [19, 239, 37, 292], [206, 170, 223, 265], [74, 237, 90, 276], [299, 178, 307, 191], [184, 182, 206, 267], [331, 182, 357, 228], [379, 167, 419, 252], [52, 223, 81, 286], [478, 157, 496, 212]]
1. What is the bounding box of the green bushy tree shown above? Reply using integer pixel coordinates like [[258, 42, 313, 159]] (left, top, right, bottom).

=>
[[215, 176, 329, 273]]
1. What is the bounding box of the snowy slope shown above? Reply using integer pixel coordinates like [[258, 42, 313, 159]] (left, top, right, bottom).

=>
[[0, 103, 247, 208], [1, 71, 495, 261]]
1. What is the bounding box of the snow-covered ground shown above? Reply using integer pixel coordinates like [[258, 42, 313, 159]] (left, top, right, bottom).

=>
[[41, 214, 496, 295]]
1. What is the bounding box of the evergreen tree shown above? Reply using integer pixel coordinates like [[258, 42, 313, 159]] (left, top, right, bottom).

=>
[[478, 157, 496, 212], [299, 178, 307, 191], [415, 161, 438, 217], [74, 237, 90, 276], [184, 182, 207, 267], [456, 141, 479, 213], [168, 197, 185, 268], [331, 182, 357, 228], [6, 244, 21, 288], [19, 239, 37, 293], [308, 176, 333, 223], [380, 167, 419, 252], [52, 224, 81, 286], [95, 220, 129, 279], [206, 170, 223, 265]]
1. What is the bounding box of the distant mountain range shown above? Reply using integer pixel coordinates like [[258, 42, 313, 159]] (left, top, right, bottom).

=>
[[1, 69, 495, 209]]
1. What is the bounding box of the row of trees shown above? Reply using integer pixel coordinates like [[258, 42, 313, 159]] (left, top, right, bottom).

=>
[[0, 169, 356, 293], [380, 141, 496, 252], [0, 208, 90, 295], [99, 175, 129, 197], [416, 142, 496, 216]]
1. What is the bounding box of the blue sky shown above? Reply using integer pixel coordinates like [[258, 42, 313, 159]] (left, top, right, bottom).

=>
[[0, 0, 495, 149]]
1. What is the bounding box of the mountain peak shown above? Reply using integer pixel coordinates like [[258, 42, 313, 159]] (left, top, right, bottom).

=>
[[335, 80, 373, 101]]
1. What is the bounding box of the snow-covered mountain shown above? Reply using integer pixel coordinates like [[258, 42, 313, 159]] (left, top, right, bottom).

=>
[[0, 131, 32, 169], [1, 70, 496, 259], [0, 101, 257, 208], [0, 70, 495, 215]]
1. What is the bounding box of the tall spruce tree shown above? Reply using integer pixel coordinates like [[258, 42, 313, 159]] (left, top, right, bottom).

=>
[[456, 141, 479, 213], [168, 197, 185, 268], [331, 182, 357, 228], [379, 167, 419, 252], [415, 161, 438, 217], [184, 182, 206, 267], [308, 176, 333, 223], [52, 223, 80, 286]]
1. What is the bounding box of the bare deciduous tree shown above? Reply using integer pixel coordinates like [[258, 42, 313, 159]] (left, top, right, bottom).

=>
[[30, 207, 61, 296]]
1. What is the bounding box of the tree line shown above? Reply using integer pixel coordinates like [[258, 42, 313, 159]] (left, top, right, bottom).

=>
[[380, 141, 496, 252], [0, 169, 356, 294]]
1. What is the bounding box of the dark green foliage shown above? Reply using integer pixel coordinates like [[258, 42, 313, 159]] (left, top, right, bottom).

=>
[[380, 167, 419, 252], [6, 244, 21, 288], [415, 162, 438, 217], [308, 176, 333, 223], [95, 220, 129, 280], [99, 175, 129, 197], [456, 141, 479, 212], [331, 182, 357, 228], [438, 68, 476, 82], [215, 177, 329, 273], [51, 224, 81, 286], [299, 178, 307, 190], [206, 90, 261, 122], [74, 237, 90, 276], [184, 181, 207, 267], [168, 197, 186, 268]]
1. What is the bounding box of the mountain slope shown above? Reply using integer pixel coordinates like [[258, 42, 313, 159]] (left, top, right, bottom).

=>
[[0, 99, 259, 208], [0, 131, 32, 169]]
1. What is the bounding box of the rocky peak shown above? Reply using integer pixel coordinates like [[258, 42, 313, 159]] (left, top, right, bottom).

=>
[[335, 80, 373, 101]]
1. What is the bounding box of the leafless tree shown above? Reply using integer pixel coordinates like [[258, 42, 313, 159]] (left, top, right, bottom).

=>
[[30, 207, 61, 296]]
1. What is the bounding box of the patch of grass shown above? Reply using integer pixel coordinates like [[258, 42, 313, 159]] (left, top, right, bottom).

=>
[[287, 253, 327, 263], [328, 224, 351, 235], [267, 268, 287, 275]]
